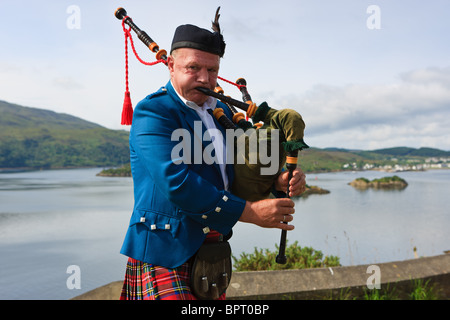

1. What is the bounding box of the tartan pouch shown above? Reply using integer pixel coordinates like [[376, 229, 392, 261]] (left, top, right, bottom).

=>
[[190, 241, 232, 300]]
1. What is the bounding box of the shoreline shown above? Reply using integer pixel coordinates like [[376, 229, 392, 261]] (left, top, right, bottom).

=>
[[0, 166, 103, 174], [1, 165, 449, 175]]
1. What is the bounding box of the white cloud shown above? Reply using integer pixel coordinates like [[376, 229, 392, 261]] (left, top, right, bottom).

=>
[[278, 66, 450, 150], [400, 67, 450, 85], [52, 77, 84, 90], [1, 1, 450, 151]]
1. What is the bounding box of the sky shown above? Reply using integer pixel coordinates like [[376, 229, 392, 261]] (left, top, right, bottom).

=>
[[1, 0, 449, 151]]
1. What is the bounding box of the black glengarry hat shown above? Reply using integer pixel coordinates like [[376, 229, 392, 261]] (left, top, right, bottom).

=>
[[170, 8, 225, 57]]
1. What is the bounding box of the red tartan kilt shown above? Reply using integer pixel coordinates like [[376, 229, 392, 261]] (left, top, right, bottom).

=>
[[120, 231, 226, 300]]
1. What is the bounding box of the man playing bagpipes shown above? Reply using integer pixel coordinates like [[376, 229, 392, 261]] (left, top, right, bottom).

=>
[[117, 7, 307, 300]]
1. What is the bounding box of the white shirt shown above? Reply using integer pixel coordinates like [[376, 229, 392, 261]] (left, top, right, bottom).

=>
[[172, 84, 229, 191]]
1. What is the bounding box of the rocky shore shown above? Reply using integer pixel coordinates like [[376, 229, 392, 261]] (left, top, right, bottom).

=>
[[301, 185, 330, 197], [96, 165, 131, 177]]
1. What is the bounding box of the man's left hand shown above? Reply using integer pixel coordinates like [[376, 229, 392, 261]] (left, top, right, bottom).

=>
[[275, 168, 307, 197]]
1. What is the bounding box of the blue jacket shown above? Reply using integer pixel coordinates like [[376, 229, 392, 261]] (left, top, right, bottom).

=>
[[120, 81, 246, 268]]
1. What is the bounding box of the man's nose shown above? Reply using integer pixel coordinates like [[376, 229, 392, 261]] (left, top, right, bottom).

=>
[[196, 68, 209, 83]]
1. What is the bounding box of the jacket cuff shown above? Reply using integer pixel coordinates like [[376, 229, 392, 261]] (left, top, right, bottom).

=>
[[178, 190, 245, 236]]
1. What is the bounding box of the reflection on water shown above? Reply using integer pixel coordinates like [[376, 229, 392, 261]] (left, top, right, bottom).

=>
[[230, 169, 450, 269], [0, 168, 133, 300], [0, 168, 449, 300]]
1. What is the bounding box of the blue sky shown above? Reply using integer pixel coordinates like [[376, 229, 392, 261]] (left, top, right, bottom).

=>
[[1, 0, 449, 150]]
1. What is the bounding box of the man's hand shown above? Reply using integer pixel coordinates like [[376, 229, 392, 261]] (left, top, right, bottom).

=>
[[239, 198, 296, 231], [274, 168, 307, 197]]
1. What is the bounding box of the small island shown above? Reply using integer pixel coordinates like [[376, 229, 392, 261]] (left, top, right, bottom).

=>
[[348, 175, 408, 190], [97, 164, 131, 177], [96, 166, 331, 197], [301, 184, 330, 197]]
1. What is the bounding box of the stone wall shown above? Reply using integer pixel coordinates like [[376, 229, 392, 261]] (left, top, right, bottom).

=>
[[72, 253, 450, 300]]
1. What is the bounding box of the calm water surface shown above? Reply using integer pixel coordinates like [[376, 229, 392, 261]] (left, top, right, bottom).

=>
[[0, 168, 449, 299]]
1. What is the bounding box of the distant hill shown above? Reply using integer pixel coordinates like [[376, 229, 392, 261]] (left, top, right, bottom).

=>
[[301, 146, 450, 172], [1, 99, 448, 172], [324, 146, 450, 157], [0, 100, 129, 170], [369, 147, 450, 157], [299, 147, 368, 172]]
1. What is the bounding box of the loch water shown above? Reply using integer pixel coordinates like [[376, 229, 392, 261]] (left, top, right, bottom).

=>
[[0, 168, 449, 299]]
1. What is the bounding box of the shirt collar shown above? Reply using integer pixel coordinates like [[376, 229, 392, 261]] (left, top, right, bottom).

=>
[[170, 81, 217, 112]]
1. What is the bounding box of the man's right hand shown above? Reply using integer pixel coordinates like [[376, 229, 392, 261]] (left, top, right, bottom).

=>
[[239, 198, 295, 231]]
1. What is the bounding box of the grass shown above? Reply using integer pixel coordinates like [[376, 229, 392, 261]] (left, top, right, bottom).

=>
[[362, 283, 400, 300], [232, 241, 341, 271], [290, 278, 442, 300], [359, 278, 439, 300], [408, 279, 439, 300]]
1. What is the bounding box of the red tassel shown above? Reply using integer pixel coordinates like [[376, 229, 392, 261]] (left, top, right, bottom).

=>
[[121, 20, 133, 126], [121, 91, 133, 125]]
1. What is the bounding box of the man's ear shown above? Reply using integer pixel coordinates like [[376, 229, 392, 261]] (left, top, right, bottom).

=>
[[167, 55, 175, 74]]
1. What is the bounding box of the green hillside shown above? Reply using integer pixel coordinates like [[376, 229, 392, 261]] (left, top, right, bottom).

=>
[[298, 147, 368, 172], [2, 99, 448, 173], [369, 147, 450, 157], [0, 100, 130, 170], [299, 146, 449, 172]]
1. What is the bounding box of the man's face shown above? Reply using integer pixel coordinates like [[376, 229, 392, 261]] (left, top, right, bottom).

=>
[[168, 48, 220, 106]]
